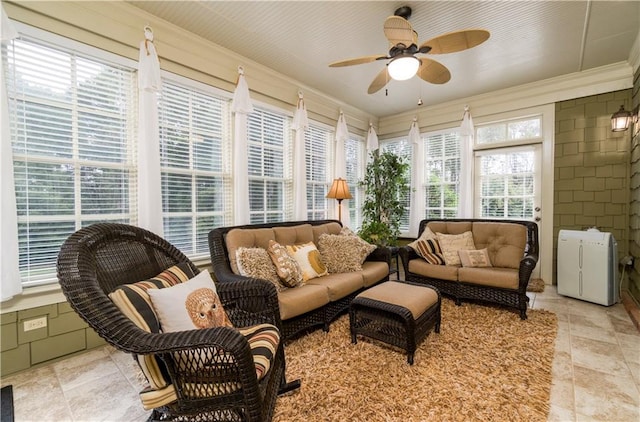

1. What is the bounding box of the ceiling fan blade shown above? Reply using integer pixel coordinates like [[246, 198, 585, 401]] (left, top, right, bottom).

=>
[[416, 58, 451, 84], [419, 29, 490, 54], [367, 67, 390, 94], [329, 55, 387, 67], [383, 15, 416, 48]]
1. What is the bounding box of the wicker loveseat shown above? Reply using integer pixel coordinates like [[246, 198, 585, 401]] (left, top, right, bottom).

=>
[[209, 220, 390, 340], [399, 219, 538, 319]]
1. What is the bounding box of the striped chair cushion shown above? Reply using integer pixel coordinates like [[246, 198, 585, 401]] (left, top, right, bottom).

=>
[[109, 262, 195, 390], [239, 323, 280, 380], [139, 323, 280, 410], [412, 239, 446, 265]]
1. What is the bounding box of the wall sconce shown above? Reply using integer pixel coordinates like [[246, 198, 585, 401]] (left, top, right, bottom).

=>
[[611, 105, 632, 132], [326, 178, 352, 222]]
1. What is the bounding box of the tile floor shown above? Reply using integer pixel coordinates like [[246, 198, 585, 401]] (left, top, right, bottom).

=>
[[1, 285, 639, 421]]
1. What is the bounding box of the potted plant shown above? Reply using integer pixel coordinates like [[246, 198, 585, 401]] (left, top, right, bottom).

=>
[[358, 150, 410, 246]]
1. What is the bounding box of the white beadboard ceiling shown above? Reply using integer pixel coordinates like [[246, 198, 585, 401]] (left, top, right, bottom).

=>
[[127, 1, 639, 117]]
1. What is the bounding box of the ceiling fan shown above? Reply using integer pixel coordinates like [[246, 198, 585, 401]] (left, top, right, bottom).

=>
[[329, 6, 490, 94]]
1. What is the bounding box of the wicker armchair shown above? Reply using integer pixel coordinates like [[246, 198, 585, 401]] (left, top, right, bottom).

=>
[[57, 223, 297, 422]]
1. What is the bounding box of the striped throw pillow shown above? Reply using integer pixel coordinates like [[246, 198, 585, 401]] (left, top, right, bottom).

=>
[[412, 239, 446, 265]]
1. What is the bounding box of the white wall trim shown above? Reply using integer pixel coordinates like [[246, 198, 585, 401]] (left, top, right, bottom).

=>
[[379, 61, 633, 137]]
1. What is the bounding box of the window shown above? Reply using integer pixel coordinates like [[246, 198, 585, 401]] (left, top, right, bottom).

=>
[[6, 33, 136, 286], [476, 117, 541, 145], [344, 137, 365, 229], [423, 131, 461, 218], [305, 124, 332, 220], [247, 107, 292, 223], [158, 78, 232, 259], [381, 138, 411, 233]]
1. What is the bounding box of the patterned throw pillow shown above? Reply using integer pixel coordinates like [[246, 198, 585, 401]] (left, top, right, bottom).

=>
[[236, 247, 286, 292], [458, 248, 493, 268], [407, 226, 437, 250], [286, 241, 328, 281], [317, 233, 377, 273], [411, 238, 445, 265], [148, 270, 233, 332], [436, 231, 476, 266], [267, 240, 303, 287]]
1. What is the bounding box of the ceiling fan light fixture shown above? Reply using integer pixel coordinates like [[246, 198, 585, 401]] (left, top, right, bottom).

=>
[[387, 56, 420, 81]]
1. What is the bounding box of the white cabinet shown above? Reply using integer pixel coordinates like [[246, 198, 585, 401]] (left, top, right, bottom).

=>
[[557, 230, 618, 306]]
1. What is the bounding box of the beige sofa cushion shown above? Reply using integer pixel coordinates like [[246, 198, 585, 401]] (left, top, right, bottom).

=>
[[226, 228, 275, 274], [278, 284, 330, 320], [427, 221, 472, 235], [311, 222, 342, 244], [360, 261, 390, 287], [273, 224, 314, 245], [458, 267, 519, 289], [471, 222, 526, 269], [408, 258, 459, 281], [306, 272, 364, 301]]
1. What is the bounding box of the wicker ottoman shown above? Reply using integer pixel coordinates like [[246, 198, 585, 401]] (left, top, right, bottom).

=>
[[349, 281, 441, 364]]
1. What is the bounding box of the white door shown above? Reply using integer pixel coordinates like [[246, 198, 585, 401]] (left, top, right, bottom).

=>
[[474, 144, 543, 278]]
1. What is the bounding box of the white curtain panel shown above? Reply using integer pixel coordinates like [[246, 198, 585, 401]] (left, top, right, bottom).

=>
[[231, 67, 253, 225], [334, 112, 352, 228], [408, 120, 424, 238], [366, 124, 379, 152], [1, 6, 21, 301], [137, 28, 164, 236], [292, 94, 308, 221], [458, 106, 475, 218]]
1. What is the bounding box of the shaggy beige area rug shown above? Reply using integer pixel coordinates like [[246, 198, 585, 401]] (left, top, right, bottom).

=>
[[274, 299, 557, 422], [527, 278, 546, 293]]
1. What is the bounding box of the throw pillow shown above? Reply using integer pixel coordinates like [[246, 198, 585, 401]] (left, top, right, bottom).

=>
[[412, 238, 446, 265], [148, 270, 233, 332], [236, 247, 286, 292], [458, 248, 493, 268], [339, 226, 358, 237], [407, 226, 437, 250], [267, 240, 303, 287], [286, 241, 328, 281], [436, 231, 476, 266], [317, 233, 377, 273]]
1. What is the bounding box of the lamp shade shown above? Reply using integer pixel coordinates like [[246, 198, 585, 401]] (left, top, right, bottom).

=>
[[611, 105, 631, 132], [387, 56, 420, 81], [326, 178, 352, 200]]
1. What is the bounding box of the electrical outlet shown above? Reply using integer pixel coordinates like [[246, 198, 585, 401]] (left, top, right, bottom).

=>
[[23, 316, 47, 332]]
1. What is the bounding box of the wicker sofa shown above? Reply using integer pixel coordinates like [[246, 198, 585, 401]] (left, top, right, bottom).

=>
[[209, 220, 390, 340], [399, 219, 538, 319]]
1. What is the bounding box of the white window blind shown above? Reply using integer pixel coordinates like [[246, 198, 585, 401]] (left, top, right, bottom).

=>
[[381, 138, 411, 233], [423, 131, 461, 218], [305, 124, 331, 220], [158, 78, 232, 259], [345, 137, 364, 229], [247, 107, 292, 223], [6, 34, 136, 287]]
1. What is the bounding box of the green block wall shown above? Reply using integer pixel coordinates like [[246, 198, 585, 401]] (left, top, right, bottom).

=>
[[0, 302, 105, 376], [554, 89, 632, 284]]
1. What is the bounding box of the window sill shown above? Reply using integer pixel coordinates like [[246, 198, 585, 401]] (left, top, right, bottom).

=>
[[1, 259, 214, 314], [1, 283, 66, 314]]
